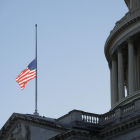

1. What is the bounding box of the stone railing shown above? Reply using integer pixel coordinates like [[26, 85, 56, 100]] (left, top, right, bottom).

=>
[[82, 112, 100, 124], [56, 99, 140, 127], [103, 111, 115, 124], [122, 102, 135, 116]]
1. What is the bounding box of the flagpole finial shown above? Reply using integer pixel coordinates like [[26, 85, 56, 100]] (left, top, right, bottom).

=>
[[34, 112, 39, 116]]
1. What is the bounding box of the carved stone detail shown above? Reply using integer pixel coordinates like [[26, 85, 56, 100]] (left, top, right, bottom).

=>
[[117, 45, 123, 53], [105, 8, 140, 63], [111, 54, 117, 61], [126, 37, 135, 44], [25, 125, 30, 140], [9, 123, 30, 140], [9, 123, 22, 140], [137, 46, 140, 54], [135, 0, 138, 8]]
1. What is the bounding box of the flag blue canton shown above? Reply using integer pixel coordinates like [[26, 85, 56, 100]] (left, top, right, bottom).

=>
[[28, 59, 36, 71]]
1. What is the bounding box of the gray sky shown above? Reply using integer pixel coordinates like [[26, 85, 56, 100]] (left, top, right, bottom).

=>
[[0, 0, 128, 128]]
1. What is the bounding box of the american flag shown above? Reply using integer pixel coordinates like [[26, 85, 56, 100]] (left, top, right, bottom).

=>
[[16, 59, 36, 90]]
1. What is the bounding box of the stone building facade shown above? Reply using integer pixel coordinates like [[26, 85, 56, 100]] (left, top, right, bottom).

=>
[[1, 0, 140, 139]]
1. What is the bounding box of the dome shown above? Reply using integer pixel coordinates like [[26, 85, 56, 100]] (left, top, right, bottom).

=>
[[104, 0, 140, 109]]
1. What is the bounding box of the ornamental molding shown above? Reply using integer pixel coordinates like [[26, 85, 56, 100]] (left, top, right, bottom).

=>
[[108, 26, 140, 67], [124, 0, 130, 8], [117, 45, 124, 53], [100, 116, 140, 139], [138, 46, 140, 54], [9, 123, 30, 140], [0, 113, 66, 140], [104, 8, 140, 63], [126, 37, 134, 44], [111, 54, 117, 61], [49, 130, 93, 140]]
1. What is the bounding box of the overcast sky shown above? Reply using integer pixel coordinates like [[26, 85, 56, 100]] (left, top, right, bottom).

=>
[[0, 0, 128, 128]]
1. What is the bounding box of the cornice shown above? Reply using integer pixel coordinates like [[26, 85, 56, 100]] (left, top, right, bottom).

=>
[[49, 130, 93, 140], [0, 113, 67, 140], [124, 0, 130, 8], [100, 115, 140, 139], [104, 9, 140, 63]]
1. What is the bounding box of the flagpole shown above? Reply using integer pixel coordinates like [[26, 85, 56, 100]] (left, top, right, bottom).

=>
[[34, 24, 39, 115]]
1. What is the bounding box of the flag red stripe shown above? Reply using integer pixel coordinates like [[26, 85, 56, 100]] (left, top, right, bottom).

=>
[[19, 74, 36, 85], [17, 71, 36, 83], [16, 68, 30, 81], [16, 68, 36, 90], [16, 69, 29, 81]]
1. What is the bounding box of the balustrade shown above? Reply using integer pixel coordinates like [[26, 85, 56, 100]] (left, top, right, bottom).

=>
[[82, 113, 99, 124], [104, 111, 115, 123], [56, 100, 138, 127], [122, 103, 135, 116]]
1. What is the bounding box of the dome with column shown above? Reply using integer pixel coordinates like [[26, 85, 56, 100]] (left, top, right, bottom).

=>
[[104, 0, 140, 110]]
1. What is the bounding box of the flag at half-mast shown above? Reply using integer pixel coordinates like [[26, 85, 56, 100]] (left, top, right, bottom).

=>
[[16, 59, 36, 90]]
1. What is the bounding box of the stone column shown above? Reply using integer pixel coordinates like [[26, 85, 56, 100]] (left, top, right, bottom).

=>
[[136, 47, 140, 90], [112, 56, 118, 105], [110, 66, 113, 107], [128, 38, 135, 94], [126, 69, 129, 95], [117, 48, 125, 100], [135, 54, 137, 91]]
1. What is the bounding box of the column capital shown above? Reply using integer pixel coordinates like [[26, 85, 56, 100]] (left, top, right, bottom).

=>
[[109, 62, 112, 69], [138, 47, 140, 55], [111, 54, 117, 61], [134, 47, 138, 55], [126, 37, 135, 44], [117, 46, 123, 53]]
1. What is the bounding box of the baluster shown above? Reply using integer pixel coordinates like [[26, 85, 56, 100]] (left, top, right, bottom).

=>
[[83, 115, 85, 122], [133, 105, 134, 109], [82, 115, 84, 121], [128, 107, 130, 113], [88, 116, 90, 123], [93, 117, 95, 123]]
